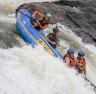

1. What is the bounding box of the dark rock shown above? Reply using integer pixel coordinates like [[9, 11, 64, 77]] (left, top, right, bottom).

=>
[[16, 1, 96, 46]]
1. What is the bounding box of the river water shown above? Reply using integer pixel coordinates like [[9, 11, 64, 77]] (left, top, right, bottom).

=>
[[0, 0, 96, 94]]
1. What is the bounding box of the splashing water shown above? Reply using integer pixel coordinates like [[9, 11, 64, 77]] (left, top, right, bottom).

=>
[[0, 0, 96, 94], [0, 46, 95, 94]]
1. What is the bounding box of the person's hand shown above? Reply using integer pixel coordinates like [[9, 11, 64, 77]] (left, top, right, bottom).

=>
[[51, 42, 56, 45], [80, 67, 83, 70], [32, 14, 35, 18], [84, 76, 87, 80]]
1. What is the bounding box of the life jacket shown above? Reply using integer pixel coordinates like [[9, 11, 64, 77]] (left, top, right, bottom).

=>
[[63, 54, 77, 68], [76, 57, 86, 69]]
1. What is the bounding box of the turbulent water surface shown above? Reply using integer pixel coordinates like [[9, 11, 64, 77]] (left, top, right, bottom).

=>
[[0, 0, 96, 94]]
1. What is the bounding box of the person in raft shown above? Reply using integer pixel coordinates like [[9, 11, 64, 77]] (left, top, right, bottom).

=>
[[31, 11, 52, 30], [63, 49, 77, 68], [46, 27, 60, 49], [76, 51, 86, 75]]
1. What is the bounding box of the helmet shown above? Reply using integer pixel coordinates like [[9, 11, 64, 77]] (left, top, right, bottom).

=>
[[78, 51, 85, 57], [67, 49, 75, 54], [45, 13, 52, 19], [53, 27, 60, 32]]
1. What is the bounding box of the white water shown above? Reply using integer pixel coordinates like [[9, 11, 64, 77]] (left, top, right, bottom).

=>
[[0, 0, 96, 94], [0, 46, 95, 94]]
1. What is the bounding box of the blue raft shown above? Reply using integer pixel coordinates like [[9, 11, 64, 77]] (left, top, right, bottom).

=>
[[16, 9, 61, 58]]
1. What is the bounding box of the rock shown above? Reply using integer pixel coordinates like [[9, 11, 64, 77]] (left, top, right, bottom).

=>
[[16, 1, 96, 46]]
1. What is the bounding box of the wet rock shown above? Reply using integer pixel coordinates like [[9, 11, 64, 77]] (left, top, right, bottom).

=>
[[16, 1, 96, 46], [58, 0, 96, 45]]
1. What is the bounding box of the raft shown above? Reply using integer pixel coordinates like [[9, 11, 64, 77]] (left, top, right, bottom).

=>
[[16, 9, 61, 58]]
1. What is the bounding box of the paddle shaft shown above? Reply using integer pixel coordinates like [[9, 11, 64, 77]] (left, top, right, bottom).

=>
[[85, 77, 96, 88], [57, 44, 68, 50]]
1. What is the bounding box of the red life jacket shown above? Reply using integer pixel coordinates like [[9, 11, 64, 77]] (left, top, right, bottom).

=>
[[63, 54, 77, 68], [77, 57, 86, 69]]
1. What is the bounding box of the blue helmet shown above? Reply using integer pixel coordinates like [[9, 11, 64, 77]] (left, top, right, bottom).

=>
[[67, 49, 75, 54], [78, 51, 85, 57]]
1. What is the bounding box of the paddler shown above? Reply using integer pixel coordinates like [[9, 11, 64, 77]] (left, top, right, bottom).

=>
[[31, 11, 52, 30], [63, 49, 77, 68], [46, 27, 60, 49], [76, 51, 86, 75]]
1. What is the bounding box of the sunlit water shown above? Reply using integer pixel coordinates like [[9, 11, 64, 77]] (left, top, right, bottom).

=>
[[0, 0, 96, 94]]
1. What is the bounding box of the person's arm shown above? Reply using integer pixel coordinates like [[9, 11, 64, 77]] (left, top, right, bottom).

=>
[[77, 63, 83, 67], [74, 59, 78, 67], [83, 61, 86, 75], [32, 11, 45, 18], [36, 20, 48, 30], [84, 69, 86, 75], [46, 37, 56, 45], [76, 62, 83, 71], [64, 57, 70, 67]]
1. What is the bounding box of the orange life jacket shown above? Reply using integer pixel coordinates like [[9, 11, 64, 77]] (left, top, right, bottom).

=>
[[77, 57, 86, 70], [63, 54, 77, 68]]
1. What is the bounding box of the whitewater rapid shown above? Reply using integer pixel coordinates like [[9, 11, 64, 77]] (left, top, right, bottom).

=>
[[0, 46, 95, 94], [0, 0, 96, 94]]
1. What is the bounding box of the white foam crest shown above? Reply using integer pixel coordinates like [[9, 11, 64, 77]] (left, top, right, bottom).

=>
[[0, 1, 96, 93], [0, 16, 16, 23], [0, 46, 95, 94], [53, 23, 96, 84], [85, 44, 96, 55], [56, 23, 83, 43]]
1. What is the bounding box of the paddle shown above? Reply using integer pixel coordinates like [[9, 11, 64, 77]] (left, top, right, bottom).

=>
[[4, 2, 16, 10], [4, 2, 36, 20], [85, 77, 96, 91], [85, 78, 96, 87], [57, 44, 68, 50]]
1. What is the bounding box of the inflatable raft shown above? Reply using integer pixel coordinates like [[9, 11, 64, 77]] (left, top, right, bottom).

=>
[[16, 9, 61, 58]]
